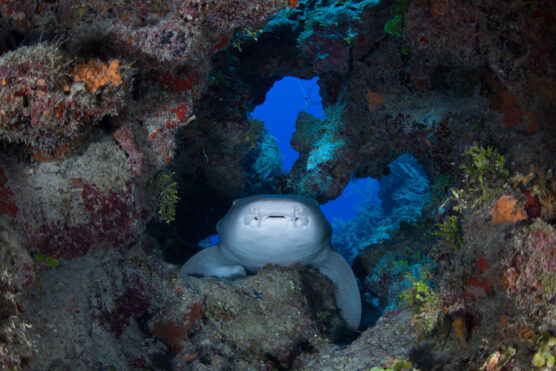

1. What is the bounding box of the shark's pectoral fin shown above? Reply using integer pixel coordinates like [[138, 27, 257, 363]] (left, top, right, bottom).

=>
[[313, 250, 361, 330], [180, 246, 247, 280]]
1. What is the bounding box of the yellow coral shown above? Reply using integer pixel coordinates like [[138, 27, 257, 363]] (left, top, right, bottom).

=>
[[72, 59, 122, 93]]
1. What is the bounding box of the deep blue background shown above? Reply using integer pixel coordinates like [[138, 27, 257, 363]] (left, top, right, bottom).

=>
[[251, 76, 325, 171]]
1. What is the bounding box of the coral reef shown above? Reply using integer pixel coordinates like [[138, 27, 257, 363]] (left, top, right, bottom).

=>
[[241, 123, 284, 194], [289, 103, 349, 202], [0, 221, 34, 368], [146, 170, 180, 224], [0, 0, 553, 368], [333, 154, 431, 264], [0, 44, 130, 158], [156, 265, 347, 369], [503, 220, 556, 331], [19, 248, 164, 369]]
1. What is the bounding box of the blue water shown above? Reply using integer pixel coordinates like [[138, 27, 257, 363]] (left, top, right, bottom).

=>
[[320, 177, 380, 221], [250, 76, 325, 172]]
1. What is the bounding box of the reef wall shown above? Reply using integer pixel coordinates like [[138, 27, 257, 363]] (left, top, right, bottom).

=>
[[0, 0, 554, 369]]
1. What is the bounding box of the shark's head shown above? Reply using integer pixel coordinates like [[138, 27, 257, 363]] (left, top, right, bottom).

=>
[[216, 194, 332, 269]]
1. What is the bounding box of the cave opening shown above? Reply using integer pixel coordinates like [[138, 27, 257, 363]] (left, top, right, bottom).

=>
[[151, 0, 440, 340], [151, 2, 437, 333], [250, 75, 325, 171]]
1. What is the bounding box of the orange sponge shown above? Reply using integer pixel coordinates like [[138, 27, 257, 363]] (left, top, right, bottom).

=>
[[72, 59, 122, 93], [491, 194, 526, 224]]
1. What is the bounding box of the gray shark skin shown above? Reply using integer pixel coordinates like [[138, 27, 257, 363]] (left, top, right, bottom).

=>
[[181, 194, 361, 330]]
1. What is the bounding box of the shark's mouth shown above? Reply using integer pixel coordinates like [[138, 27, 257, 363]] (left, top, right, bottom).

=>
[[244, 207, 309, 227]]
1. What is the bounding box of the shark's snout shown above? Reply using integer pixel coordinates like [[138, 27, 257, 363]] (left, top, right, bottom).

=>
[[243, 204, 309, 227]]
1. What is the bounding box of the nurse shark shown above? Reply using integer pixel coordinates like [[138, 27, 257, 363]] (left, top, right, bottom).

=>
[[181, 194, 361, 330]]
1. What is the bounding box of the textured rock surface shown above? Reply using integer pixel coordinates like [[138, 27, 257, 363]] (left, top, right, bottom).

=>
[[0, 0, 554, 369], [158, 265, 348, 370]]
